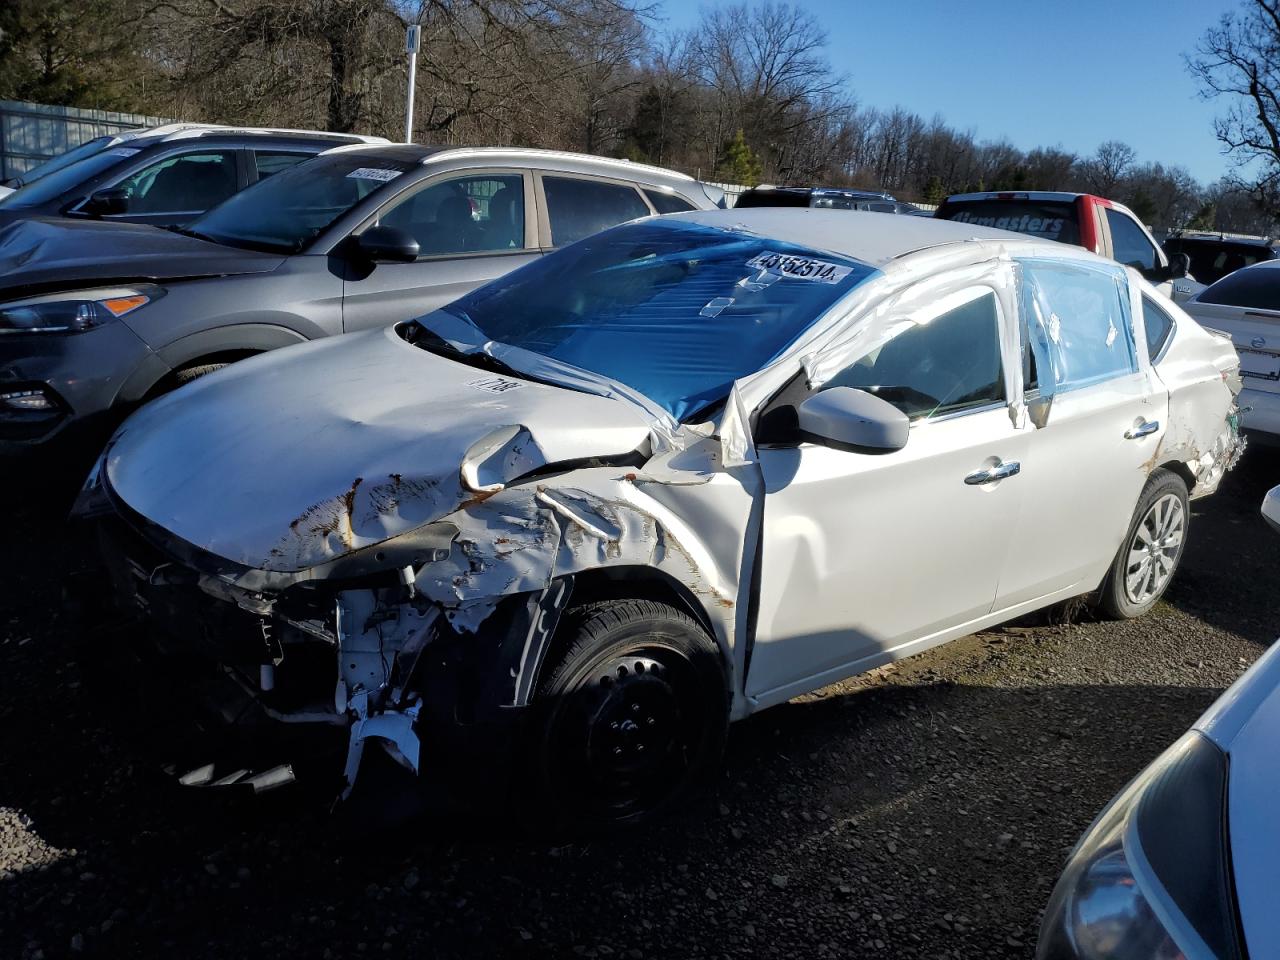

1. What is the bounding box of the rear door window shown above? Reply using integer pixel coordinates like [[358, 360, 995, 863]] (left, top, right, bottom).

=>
[[1105, 209, 1157, 272], [1141, 296, 1175, 361], [254, 150, 313, 180], [1019, 258, 1137, 390], [542, 176, 650, 246], [937, 199, 1081, 245], [116, 150, 239, 214], [644, 189, 697, 214]]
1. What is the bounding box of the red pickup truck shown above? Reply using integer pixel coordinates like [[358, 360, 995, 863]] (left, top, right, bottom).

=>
[[935, 191, 1191, 295]]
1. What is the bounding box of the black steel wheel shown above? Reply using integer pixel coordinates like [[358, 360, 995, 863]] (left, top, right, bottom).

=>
[[528, 599, 728, 831]]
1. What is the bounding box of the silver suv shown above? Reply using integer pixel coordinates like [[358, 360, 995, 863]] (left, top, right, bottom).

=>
[[0, 145, 721, 455]]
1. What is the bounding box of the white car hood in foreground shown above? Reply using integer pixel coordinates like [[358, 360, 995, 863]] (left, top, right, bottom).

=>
[[1195, 637, 1280, 960], [105, 325, 654, 572]]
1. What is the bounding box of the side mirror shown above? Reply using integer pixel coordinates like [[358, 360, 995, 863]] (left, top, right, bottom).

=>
[[796, 387, 909, 452], [356, 225, 419, 263], [1263, 485, 1280, 534], [84, 187, 130, 216], [1144, 253, 1190, 283]]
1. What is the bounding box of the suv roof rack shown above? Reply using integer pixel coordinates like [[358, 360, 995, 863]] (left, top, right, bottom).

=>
[[1168, 229, 1273, 245]]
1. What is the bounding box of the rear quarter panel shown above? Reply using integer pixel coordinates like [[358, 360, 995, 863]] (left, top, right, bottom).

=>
[[1149, 303, 1241, 497]]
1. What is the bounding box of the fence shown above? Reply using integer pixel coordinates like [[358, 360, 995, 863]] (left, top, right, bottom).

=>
[[0, 100, 174, 181]]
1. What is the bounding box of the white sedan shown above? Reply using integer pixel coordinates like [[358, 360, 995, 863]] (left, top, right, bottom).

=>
[[79, 210, 1244, 826], [1182, 260, 1280, 439]]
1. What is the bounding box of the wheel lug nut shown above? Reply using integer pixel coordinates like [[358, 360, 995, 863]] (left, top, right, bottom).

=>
[[614, 747, 623, 756], [631, 703, 640, 713], [646, 717, 655, 726]]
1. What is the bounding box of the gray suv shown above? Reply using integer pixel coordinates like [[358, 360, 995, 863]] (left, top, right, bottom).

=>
[[0, 144, 721, 455], [0, 125, 388, 231]]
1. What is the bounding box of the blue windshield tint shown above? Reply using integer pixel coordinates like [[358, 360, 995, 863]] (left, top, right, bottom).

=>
[[445, 219, 877, 419]]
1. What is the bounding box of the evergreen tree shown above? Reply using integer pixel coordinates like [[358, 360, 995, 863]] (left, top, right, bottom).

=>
[[717, 130, 762, 187], [923, 175, 946, 204]]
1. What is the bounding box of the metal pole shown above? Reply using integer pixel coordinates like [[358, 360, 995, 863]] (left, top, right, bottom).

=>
[[404, 24, 421, 144]]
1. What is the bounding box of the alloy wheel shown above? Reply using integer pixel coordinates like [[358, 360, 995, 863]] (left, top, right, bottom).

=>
[[1124, 492, 1186, 605]]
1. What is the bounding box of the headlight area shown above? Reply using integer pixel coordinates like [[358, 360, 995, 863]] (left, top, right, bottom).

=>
[[1037, 732, 1245, 960], [0, 285, 161, 334], [90, 505, 559, 807]]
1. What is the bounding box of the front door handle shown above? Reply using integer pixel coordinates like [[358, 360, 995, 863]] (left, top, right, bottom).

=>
[[1125, 419, 1160, 439], [964, 460, 1021, 485]]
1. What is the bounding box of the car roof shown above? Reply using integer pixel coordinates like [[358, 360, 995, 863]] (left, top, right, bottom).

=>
[[669, 207, 1062, 267], [945, 191, 1082, 203], [1168, 231, 1274, 247], [743, 185, 895, 200], [123, 125, 388, 148], [317, 143, 701, 192]]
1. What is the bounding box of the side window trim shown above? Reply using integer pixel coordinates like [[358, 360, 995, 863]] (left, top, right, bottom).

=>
[[358, 167, 535, 259], [533, 171, 654, 249]]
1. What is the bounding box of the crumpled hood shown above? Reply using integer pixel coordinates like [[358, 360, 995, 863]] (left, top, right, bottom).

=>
[[0, 217, 283, 299], [105, 325, 655, 572]]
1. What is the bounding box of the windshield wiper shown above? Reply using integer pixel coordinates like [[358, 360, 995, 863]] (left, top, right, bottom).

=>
[[415, 331, 526, 379]]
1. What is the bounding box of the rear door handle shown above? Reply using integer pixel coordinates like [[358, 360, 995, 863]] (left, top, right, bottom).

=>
[[964, 460, 1021, 485], [1125, 419, 1160, 439]]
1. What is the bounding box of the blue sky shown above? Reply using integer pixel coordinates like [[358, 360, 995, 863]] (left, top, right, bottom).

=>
[[655, 0, 1245, 186]]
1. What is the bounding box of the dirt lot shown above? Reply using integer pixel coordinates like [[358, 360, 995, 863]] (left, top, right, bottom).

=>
[[2, 447, 1277, 960]]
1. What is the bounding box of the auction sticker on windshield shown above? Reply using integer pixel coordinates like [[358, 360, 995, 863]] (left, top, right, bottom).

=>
[[346, 167, 402, 182], [746, 251, 853, 283]]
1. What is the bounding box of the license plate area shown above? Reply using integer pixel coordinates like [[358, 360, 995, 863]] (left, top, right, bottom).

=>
[[1238, 349, 1280, 385]]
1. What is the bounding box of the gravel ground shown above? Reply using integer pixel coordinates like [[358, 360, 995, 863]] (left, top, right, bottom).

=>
[[2, 447, 1277, 960]]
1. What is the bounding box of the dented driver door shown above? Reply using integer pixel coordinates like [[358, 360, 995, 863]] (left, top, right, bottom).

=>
[[746, 286, 1031, 708]]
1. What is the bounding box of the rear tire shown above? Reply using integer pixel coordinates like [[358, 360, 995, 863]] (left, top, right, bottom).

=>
[[1097, 469, 1189, 619], [525, 599, 729, 832]]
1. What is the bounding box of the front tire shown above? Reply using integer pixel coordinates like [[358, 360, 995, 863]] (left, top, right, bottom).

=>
[[1098, 469, 1190, 619], [526, 599, 729, 832]]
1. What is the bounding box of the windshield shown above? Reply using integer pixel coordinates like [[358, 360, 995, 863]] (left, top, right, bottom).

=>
[[437, 219, 878, 420], [936, 198, 1081, 245], [7, 136, 115, 189], [188, 152, 415, 253], [0, 146, 136, 209]]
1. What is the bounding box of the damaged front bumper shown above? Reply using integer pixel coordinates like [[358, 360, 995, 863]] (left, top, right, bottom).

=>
[[86, 495, 567, 807]]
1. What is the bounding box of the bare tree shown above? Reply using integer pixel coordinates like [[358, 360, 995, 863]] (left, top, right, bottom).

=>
[[1189, 0, 1280, 204], [1079, 140, 1136, 196]]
